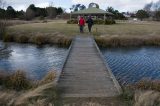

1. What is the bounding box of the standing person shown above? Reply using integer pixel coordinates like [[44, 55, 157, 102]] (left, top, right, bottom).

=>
[[86, 16, 94, 33], [78, 16, 85, 33]]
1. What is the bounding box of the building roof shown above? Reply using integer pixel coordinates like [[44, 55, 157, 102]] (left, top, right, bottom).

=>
[[71, 7, 113, 15]]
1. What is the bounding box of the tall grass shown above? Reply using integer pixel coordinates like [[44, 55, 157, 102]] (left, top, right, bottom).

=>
[[95, 36, 160, 47], [1, 70, 31, 90], [3, 32, 72, 46], [120, 79, 160, 106], [0, 70, 56, 90], [133, 79, 160, 92], [7, 70, 31, 90], [0, 70, 60, 105], [134, 90, 160, 106]]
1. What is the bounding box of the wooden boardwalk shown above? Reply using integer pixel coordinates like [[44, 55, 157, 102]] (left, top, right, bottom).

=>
[[57, 36, 121, 97]]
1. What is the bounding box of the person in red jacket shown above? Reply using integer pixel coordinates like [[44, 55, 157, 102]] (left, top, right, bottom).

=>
[[78, 16, 85, 33]]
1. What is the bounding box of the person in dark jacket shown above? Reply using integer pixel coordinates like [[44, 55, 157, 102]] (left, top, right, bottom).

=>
[[78, 16, 85, 33], [86, 16, 94, 33]]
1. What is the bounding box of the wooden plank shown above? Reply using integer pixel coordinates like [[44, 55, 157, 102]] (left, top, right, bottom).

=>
[[57, 36, 122, 97]]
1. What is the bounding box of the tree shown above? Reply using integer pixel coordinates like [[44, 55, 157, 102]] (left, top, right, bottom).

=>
[[28, 4, 36, 11], [88, 3, 99, 8], [144, 2, 153, 12], [35, 7, 47, 17], [106, 7, 126, 20], [0, 0, 6, 39], [16, 10, 25, 20], [26, 4, 36, 20], [0, 8, 5, 19], [136, 10, 149, 21], [46, 7, 57, 18], [155, 11, 160, 21], [57, 7, 63, 15], [6, 6, 16, 19], [106, 7, 115, 13], [26, 8, 35, 20], [70, 4, 86, 12]]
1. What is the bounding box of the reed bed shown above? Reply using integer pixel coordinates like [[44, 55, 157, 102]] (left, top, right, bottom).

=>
[[95, 35, 160, 47], [3, 32, 72, 46]]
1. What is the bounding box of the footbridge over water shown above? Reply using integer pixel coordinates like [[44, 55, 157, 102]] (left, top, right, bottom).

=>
[[57, 36, 121, 97]]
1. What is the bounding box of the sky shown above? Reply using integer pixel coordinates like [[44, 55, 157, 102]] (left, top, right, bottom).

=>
[[4, 0, 160, 12]]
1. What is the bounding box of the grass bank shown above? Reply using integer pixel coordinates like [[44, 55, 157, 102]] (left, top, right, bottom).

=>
[[3, 32, 72, 46], [0, 70, 160, 105], [6, 20, 160, 47], [3, 21, 74, 46], [94, 22, 160, 47], [95, 35, 160, 47]]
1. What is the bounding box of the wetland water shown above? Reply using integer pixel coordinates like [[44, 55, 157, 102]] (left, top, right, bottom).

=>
[[0, 41, 68, 80], [101, 47, 160, 85], [1, 41, 160, 84]]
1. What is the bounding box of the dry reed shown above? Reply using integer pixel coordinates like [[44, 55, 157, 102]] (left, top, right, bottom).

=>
[[3, 32, 72, 46], [95, 36, 160, 47]]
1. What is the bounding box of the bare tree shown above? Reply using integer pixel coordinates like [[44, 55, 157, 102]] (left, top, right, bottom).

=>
[[144, 2, 153, 12]]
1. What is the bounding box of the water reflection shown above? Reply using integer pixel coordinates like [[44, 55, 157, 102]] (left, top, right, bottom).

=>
[[101, 47, 160, 85], [0, 41, 68, 80]]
